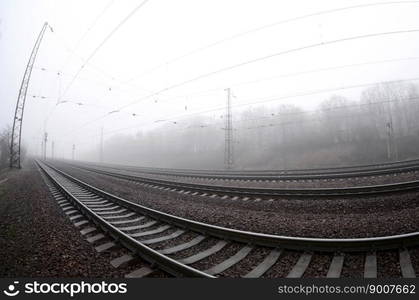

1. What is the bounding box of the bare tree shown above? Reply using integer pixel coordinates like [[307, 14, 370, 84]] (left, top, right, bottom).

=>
[[0, 126, 11, 168]]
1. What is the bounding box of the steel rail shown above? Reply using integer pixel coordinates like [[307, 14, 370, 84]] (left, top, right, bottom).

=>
[[73, 158, 419, 181], [82, 157, 419, 175], [85, 162, 419, 181], [37, 160, 214, 278], [66, 162, 419, 197], [40, 160, 419, 252]]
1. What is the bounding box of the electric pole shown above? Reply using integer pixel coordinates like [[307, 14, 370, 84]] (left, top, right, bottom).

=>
[[224, 88, 234, 170], [10, 22, 52, 168], [72, 144, 75, 160], [100, 127, 104, 163], [43, 132, 48, 160], [386, 121, 392, 160], [385, 100, 399, 161], [51, 141, 54, 160]]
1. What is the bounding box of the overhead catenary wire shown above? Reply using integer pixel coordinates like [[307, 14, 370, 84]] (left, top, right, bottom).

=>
[[34, 54, 419, 144], [41, 1, 419, 106], [64, 93, 419, 149], [139, 55, 419, 106], [57, 77, 419, 143], [32, 65, 181, 100], [34, 55, 419, 119], [71, 73, 419, 140], [40, 1, 419, 97], [49, 30, 190, 100], [56, 28, 419, 139], [58, 0, 150, 103], [137, 79, 419, 128], [45, 7, 190, 109], [22, 2, 419, 161], [44, 1, 419, 116], [122, 0, 419, 84], [30, 95, 141, 116], [169, 93, 419, 132], [125, 28, 419, 110], [120, 29, 419, 110], [39, 0, 150, 134], [59, 0, 115, 71]]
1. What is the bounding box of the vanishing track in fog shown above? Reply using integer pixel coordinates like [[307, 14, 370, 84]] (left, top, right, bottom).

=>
[[36, 160, 419, 278], [57, 160, 419, 198], [62, 158, 419, 189]]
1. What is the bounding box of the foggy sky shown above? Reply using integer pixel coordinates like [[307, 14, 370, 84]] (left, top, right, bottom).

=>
[[1, 0, 419, 160]]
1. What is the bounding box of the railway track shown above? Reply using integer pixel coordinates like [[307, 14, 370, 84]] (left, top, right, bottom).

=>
[[76, 158, 419, 181], [58, 161, 419, 199], [37, 160, 418, 278]]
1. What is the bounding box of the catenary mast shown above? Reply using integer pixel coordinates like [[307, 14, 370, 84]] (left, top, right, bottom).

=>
[[10, 22, 52, 168]]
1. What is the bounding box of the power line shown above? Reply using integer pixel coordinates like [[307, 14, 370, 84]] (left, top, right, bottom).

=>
[[237, 96, 419, 131], [50, 32, 123, 83], [45, 35, 184, 99], [58, 0, 150, 102], [227, 77, 419, 110], [40, 1, 419, 105], [120, 29, 419, 110], [46, 32, 419, 109], [224, 88, 234, 169], [209, 56, 419, 92], [60, 77, 419, 142], [39, 0, 150, 135], [36, 1, 419, 140], [49, 1, 419, 99], [43, 1, 419, 118], [129, 76, 419, 127], [147, 55, 419, 105], [32, 65, 155, 97], [122, 0, 419, 84], [57, 28, 419, 138], [56, 77, 419, 144], [68, 93, 419, 150], [29, 93, 142, 117], [60, 0, 115, 71], [160, 93, 419, 132]]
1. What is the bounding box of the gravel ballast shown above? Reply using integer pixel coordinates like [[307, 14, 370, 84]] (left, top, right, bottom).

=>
[[51, 161, 419, 239], [80, 163, 419, 189], [0, 162, 149, 277], [2, 161, 417, 278]]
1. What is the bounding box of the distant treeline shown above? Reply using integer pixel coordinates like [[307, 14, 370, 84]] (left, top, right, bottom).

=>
[[0, 126, 11, 169], [86, 82, 419, 170]]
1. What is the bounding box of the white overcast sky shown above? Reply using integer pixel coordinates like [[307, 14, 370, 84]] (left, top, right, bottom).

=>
[[1, 0, 419, 159]]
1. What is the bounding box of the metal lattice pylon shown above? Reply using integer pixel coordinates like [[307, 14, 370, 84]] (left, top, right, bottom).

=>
[[224, 88, 234, 170], [10, 22, 50, 168]]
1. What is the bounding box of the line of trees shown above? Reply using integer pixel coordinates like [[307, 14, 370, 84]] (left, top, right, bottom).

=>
[[85, 82, 419, 170], [0, 126, 11, 168]]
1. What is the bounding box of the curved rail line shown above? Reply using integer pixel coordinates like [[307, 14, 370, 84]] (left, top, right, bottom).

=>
[[75, 157, 419, 181], [37, 160, 418, 278], [61, 162, 419, 198]]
